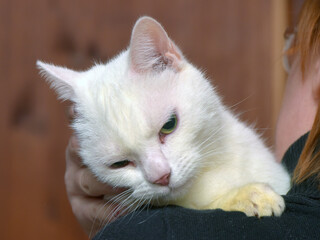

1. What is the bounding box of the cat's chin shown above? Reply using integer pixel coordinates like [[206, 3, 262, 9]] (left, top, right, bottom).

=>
[[132, 182, 190, 206], [150, 180, 192, 204], [168, 182, 192, 200]]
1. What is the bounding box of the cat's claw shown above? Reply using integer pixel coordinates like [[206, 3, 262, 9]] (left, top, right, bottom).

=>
[[209, 183, 286, 217]]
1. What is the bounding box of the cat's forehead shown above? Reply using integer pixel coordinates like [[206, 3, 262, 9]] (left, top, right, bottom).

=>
[[121, 77, 176, 145], [82, 80, 174, 152], [131, 71, 178, 118]]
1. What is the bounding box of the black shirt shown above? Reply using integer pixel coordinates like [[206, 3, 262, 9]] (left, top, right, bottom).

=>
[[94, 134, 320, 240]]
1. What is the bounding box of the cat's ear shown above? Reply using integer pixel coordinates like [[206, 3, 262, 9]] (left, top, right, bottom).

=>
[[129, 16, 184, 73], [37, 61, 80, 101]]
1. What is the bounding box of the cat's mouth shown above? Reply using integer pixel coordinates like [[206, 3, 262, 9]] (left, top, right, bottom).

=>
[[148, 185, 190, 206], [131, 177, 192, 203], [153, 180, 191, 201]]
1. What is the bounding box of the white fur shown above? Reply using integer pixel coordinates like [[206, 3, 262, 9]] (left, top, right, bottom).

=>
[[38, 17, 290, 211]]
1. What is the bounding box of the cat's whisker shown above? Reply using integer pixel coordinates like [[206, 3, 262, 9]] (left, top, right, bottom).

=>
[[197, 131, 219, 150], [137, 199, 152, 219], [97, 200, 133, 235], [227, 94, 253, 112], [198, 139, 227, 159], [131, 194, 153, 221], [95, 202, 121, 232], [94, 199, 131, 240], [89, 200, 111, 239], [91, 194, 132, 240], [108, 189, 132, 203], [92, 189, 134, 236], [196, 123, 228, 151], [125, 196, 145, 223]]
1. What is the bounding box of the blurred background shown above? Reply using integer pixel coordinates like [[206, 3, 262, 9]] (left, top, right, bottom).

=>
[[0, 0, 303, 239]]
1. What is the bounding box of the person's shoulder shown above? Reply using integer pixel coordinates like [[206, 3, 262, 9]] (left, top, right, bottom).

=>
[[93, 206, 168, 240], [93, 205, 298, 240]]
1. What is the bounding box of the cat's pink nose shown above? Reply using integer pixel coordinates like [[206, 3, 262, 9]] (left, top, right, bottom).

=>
[[153, 173, 170, 186]]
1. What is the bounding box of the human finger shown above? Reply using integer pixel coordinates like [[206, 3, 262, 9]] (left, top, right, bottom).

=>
[[66, 135, 82, 168], [65, 137, 86, 196], [78, 168, 125, 197], [66, 104, 77, 123]]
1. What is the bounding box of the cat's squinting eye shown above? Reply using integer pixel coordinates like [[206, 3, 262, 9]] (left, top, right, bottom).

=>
[[160, 113, 178, 135], [110, 160, 131, 169]]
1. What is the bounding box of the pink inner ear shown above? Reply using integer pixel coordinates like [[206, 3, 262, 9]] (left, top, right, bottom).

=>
[[165, 42, 183, 71], [129, 16, 183, 73]]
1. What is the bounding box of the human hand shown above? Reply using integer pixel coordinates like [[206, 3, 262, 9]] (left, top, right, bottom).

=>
[[65, 106, 126, 237]]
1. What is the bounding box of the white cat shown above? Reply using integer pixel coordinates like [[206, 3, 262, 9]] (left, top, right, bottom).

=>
[[38, 16, 290, 218]]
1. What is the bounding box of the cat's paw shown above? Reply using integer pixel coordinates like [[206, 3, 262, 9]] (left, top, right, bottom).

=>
[[211, 183, 285, 217]]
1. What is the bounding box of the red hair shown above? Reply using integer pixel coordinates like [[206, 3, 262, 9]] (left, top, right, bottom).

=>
[[293, 100, 320, 186], [294, 0, 320, 76], [293, 0, 320, 186]]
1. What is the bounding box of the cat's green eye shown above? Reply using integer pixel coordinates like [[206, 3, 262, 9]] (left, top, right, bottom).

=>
[[110, 160, 131, 169], [160, 114, 178, 135]]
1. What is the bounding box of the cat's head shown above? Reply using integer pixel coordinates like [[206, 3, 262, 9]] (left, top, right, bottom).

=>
[[38, 17, 223, 204]]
